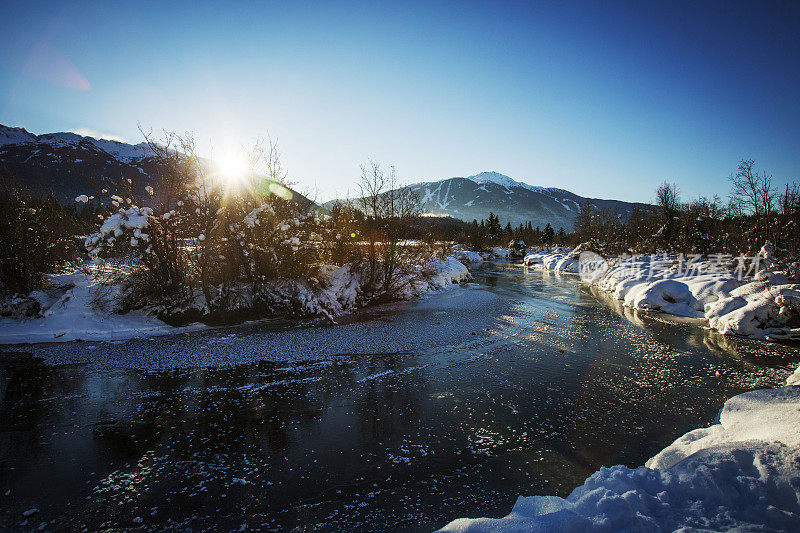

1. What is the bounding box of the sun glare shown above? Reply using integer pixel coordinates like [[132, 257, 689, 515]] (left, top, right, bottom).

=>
[[216, 151, 249, 189]]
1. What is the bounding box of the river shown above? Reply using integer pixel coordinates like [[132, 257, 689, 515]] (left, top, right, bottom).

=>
[[1, 262, 798, 531]]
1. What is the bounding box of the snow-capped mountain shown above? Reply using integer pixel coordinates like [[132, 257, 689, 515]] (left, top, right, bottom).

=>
[[407, 171, 652, 230], [0, 124, 162, 201], [0, 125, 153, 161]]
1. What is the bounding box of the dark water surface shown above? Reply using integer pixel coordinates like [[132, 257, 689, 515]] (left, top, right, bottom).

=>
[[2, 263, 799, 531]]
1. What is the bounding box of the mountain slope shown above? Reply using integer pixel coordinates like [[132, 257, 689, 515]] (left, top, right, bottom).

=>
[[0, 125, 162, 201], [0, 124, 314, 208], [407, 171, 652, 231]]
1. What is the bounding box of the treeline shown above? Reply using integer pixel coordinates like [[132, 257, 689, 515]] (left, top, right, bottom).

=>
[[4, 149, 796, 307], [463, 213, 567, 251], [572, 159, 800, 257]]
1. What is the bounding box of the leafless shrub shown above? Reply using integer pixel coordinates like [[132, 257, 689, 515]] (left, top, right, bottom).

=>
[[0, 177, 80, 296]]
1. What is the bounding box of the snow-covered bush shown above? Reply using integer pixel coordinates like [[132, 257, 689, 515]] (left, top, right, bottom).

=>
[[81, 133, 339, 319], [326, 199, 362, 265], [237, 202, 323, 281]]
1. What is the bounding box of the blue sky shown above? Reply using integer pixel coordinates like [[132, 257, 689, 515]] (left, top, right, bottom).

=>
[[1, 0, 798, 203]]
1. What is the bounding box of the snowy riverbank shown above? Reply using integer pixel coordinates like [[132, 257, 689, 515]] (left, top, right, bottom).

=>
[[0, 257, 470, 345], [440, 247, 800, 531], [454, 247, 514, 263], [441, 365, 800, 532], [523, 244, 800, 341]]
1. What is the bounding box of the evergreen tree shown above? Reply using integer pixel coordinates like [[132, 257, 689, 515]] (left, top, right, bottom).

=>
[[486, 212, 502, 243], [469, 219, 482, 249], [543, 223, 555, 244], [574, 199, 594, 240], [513, 224, 523, 243]]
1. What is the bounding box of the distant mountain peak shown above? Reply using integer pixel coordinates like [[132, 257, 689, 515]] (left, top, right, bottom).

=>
[[466, 171, 514, 185], [464, 171, 543, 192]]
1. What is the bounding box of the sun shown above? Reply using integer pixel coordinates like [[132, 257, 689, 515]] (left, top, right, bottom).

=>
[[215, 150, 249, 190]]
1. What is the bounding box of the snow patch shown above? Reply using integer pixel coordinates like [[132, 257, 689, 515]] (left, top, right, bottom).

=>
[[0, 272, 205, 344]]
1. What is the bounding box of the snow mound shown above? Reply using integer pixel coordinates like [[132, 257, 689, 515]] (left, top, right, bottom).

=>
[[524, 247, 579, 273], [454, 248, 515, 264], [625, 278, 700, 317], [490, 248, 512, 259], [457, 250, 487, 263], [706, 283, 800, 339], [440, 377, 800, 532], [524, 244, 800, 340], [647, 385, 800, 470], [424, 257, 472, 290]]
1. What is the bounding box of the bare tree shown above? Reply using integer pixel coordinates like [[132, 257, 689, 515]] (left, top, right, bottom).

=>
[[655, 181, 680, 248], [356, 161, 422, 301], [357, 160, 388, 284], [778, 181, 800, 254], [357, 160, 388, 220], [729, 159, 775, 245]]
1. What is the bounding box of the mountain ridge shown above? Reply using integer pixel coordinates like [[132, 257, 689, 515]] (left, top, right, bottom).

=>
[[402, 171, 652, 231], [0, 125, 652, 230]]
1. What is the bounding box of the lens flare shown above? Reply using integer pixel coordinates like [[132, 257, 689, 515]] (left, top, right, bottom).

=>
[[268, 182, 293, 201]]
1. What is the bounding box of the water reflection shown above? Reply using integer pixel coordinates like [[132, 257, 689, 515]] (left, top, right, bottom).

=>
[[1, 264, 799, 531]]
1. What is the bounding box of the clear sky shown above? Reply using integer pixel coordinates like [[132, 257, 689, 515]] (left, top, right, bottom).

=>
[[1, 0, 798, 203]]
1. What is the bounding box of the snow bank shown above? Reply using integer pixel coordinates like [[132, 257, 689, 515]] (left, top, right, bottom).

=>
[[706, 282, 800, 340], [440, 368, 800, 532], [0, 272, 205, 344], [523, 246, 580, 273], [0, 257, 471, 345], [455, 248, 515, 264], [525, 244, 800, 340]]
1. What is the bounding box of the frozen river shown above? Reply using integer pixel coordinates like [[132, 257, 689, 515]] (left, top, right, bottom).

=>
[[2, 262, 799, 531]]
